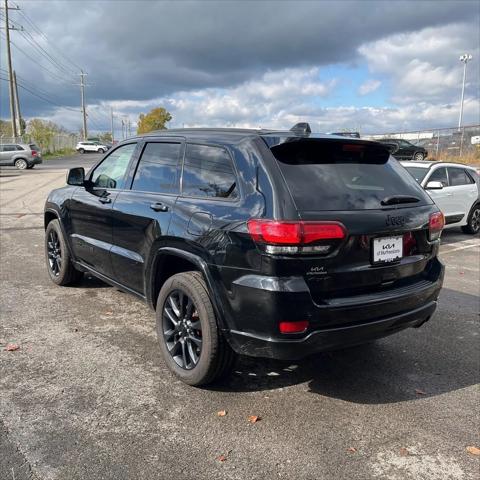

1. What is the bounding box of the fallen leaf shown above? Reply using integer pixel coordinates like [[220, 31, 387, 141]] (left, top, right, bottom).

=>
[[5, 344, 20, 352], [217, 410, 227, 417], [217, 455, 227, 462], [247, 415, 261, 423], [104, 311, 113, 316], [415, 389, 427, 395], [399, 447, 409, 456], [466, 446, 480, 456], [347, 447, 357, 453]]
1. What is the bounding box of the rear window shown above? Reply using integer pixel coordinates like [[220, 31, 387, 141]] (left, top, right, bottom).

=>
[[268, 139, 431, 211], [403, 166, 429, 184]]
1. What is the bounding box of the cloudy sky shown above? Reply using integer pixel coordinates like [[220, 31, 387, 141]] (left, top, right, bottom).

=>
[[1, 0, 479, 137]]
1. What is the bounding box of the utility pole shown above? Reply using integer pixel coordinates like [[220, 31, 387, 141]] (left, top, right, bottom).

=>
[[458, 54, 473, 130], [110, 107, 114, 144], [3, 0, 18, 139], [12, 70, 23, 135], [79, 71, 88, 140], [121, 119, 125, 140]]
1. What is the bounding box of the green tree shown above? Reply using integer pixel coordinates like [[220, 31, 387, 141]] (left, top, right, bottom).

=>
[[99, 132, 113, 143], [27, 119, 60, 151], [0, 119, 13, 138], [137, 107, 172, 134]]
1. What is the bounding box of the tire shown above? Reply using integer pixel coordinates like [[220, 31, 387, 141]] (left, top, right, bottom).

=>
[[79, 148, 85, 154], [14, 158, 28, 170], [414, 152, 424, 161], [45, 219, 83, 286], [461, 205, 480, 235], [97, 148, 105, 154], [156, 271, 235, 386]]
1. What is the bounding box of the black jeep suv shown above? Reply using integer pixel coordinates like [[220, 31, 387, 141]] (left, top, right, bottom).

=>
[[44, 124, 445, 386]]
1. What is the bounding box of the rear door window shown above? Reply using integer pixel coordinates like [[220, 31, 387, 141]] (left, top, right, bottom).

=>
[[448, 167, 474, 186], [268, 138, 431, 211], [132, 142, 181, 194], [182, 144, 238, 199]]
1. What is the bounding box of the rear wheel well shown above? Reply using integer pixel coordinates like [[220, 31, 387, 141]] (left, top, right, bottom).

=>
[[152, 255, 201, 309], [44, 211, 58, 229]]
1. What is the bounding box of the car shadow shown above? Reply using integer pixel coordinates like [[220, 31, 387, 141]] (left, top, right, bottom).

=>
[[440, 229, 471, 245], [210, 287, 479, 404]]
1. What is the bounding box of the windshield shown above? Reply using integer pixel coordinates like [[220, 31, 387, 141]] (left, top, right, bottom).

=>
[[268, 138, 432, 211], [403, 166, 429, 184]]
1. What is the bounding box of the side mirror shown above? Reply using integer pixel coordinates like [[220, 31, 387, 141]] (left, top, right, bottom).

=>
[[67, 167, 85, 186], [425, 181, 444, 190]]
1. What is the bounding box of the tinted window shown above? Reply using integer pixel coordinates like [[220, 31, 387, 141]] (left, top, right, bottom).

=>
[[404, 166, 429, 184], [132, 142, 181, 193], [16, 145, 24, 151], [448, 167, 473, 186], [182, 144, 238, 199], [269, 139, 431, 211], [428, 168, 448, 187], [90, 143, 136, 189], [2, 145, 16, 152]]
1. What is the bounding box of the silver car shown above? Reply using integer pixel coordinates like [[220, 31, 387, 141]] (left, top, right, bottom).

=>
[[0, 143, 43, 170]]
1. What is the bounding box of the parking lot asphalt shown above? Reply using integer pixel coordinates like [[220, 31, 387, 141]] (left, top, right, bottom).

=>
[[1, 155, 479, 480]]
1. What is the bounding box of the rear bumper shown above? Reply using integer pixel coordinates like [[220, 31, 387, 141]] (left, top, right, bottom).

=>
[[31, 157, 42, 165], [228, 301, 437, 360], [224, 258, 444, 360]]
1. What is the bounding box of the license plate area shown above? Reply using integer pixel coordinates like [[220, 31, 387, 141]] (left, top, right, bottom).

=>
[[372, 236, 403, 264]]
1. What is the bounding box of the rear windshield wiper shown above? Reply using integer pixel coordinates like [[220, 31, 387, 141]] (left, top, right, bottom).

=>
[[381, 195, 421, 206]]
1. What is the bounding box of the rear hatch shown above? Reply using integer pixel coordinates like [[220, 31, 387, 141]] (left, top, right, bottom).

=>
[[262, 136, 440, 304]]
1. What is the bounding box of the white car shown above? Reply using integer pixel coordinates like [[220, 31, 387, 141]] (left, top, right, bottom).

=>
[[76, 141, 109, 154], [401, 161, 480, 234]]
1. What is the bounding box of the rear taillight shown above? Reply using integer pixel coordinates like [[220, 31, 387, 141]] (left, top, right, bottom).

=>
[[429, 212, 444, 241], [279, 320, 309, 334], [31, 150, 38, 157], [247, 219, 346, 255]]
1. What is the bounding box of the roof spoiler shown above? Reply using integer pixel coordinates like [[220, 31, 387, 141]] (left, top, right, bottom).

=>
[[290, 122, 311, 135]]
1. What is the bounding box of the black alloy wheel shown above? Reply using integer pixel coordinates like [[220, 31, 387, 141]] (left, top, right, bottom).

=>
[[47, 229, 62, 277], [163, 290, 203, 370]]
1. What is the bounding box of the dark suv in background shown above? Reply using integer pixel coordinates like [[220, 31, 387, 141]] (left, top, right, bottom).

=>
[[44, 124, 445, 386], [378, 138, 428, 161]]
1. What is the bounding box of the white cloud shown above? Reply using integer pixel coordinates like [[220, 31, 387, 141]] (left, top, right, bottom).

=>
[[359, 21, 479, 104], [358, 79, 381, 96]]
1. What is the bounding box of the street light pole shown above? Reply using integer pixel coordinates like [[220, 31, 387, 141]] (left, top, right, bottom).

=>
[[458, 53, 472, 130]]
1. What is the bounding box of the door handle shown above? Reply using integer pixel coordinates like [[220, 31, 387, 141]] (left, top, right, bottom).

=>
[[98, 196, 111, 204], [150, 202, 169, 212]]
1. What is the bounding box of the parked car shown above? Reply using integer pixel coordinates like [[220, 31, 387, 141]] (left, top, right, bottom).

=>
[[0, 143, 43, 170], [45, 124, 445, 386], [401, 161, 480, 234], [471, 135, 480, 146], [76, 141, 109, 154], [378, 138, 428, 161]]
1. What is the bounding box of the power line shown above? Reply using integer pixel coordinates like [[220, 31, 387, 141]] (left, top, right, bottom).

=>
[[0, 31, 74, 84], [16, 7, 83, 73], [0, 75, 80, 112], [18, 29, 77, 77]]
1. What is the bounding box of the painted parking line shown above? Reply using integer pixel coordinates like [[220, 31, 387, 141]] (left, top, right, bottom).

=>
[[441, 243, 480, 255]]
